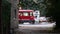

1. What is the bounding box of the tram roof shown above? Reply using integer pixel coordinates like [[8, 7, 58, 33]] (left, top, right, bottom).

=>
[[19, 10, 34, 12]]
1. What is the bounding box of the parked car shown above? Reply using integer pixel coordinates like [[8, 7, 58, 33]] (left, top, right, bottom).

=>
[[39, 17, 47, 22]]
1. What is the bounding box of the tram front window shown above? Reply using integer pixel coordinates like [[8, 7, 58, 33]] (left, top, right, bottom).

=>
[[23, 12, 29, 16]]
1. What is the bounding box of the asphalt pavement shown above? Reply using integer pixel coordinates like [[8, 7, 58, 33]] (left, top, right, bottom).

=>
[[16, 23, 58, 34]]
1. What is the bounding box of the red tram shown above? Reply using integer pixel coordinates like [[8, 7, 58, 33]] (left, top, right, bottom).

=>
[[18, 10, 35, 24]]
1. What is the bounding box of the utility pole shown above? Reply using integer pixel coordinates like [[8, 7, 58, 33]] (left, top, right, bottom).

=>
[[10, 0, 19, 34]]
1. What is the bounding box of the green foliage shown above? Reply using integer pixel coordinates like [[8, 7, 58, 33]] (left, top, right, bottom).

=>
[[18, 0, 40, 10], [18, 0, 47, 16], [18, 0, 56, 17], [46, 0, 56, 16]]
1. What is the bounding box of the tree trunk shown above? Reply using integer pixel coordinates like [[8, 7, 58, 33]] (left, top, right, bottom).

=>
[[10, 0, 19, 34]]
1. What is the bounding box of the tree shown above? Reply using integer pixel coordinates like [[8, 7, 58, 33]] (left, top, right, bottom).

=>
[[46, 0, 56, 21], [18, 0, 48, 16]]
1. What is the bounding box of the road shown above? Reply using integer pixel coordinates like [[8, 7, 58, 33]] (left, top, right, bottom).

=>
[[14, 23, 57, 34], [18, 22, 56, 30], [16, 28, 58, 34]]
